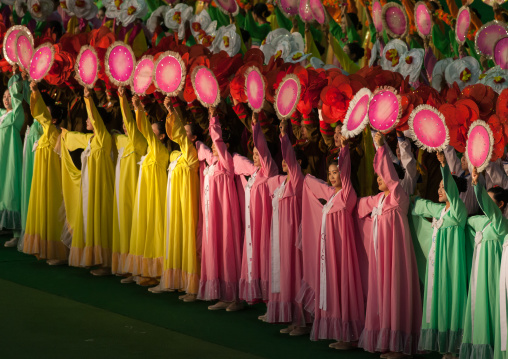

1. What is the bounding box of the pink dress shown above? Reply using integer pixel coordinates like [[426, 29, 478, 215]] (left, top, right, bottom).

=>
[[357, 144, 422, 355], [266, 133, 309, 325], [196, 116, 243, 302], [234, 122, 279, 303], [301, 145, 366, 342]]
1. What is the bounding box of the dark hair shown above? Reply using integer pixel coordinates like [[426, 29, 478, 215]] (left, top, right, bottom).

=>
[[253, 3, 271, 20], [240, 28, 251, 44], [327, 157, 339, 169], [41, 92, 66, 126], [393, 162, 405, 180], [187, 122, 204, 143], [451, 175, 468, 193], [347, 13, 362, 30], [45, 21, 63, 41], [97, 106, 109, 124], [153, 121, 168, 145], [488, 187, 508, 211], [99, 6, 106, 12], [471, 7, 481, 20], [346, 42, 365, 62], [294, 147, 308, 170]]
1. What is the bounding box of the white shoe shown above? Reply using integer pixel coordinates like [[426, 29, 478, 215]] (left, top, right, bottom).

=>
[[120, 276, 135, 284], [148, 285, 167, 294], [90, 267, 111, 276], [4, 238, 18, 248]]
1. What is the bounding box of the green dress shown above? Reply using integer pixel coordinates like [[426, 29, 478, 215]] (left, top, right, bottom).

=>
[[413, 164, 468, 354], [243, 11, 271, 47], [17, 120, 43, 250], [0, 74, 27, 232], [461, 185, 507, 359]]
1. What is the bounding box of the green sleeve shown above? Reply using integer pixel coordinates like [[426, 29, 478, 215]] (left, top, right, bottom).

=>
[[413, 197, 444, 219], [329, 17, 345, 46], [449, 30, 459, 58], [432, 24, 452, 58], [369, 23, 377, 44], [274, 6, 292, 30], [346, 25, 360, 44], [442, 164, 467, 224], [208, 6, 230, 28], [475, 184, 508, 237]]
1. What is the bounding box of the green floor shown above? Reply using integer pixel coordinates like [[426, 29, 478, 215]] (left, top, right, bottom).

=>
[[0, 237, 440, 359]]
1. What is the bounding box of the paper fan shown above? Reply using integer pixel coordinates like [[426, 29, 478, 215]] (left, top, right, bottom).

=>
[[215, 0, 239, 16], [276, 0, 298, 17], [15, 31, 34, 70], [75, 45, 99, 88], [245, 67, 265, 113], [414, 2, 432, 39], [29, 43, 54, 82], [475, 21, 508, 59], [309, 0, 326, 25], [3, 25, 29, 65], [342, 88, 372, 139], [368, 87, 402, 132], [456, 6, 471, 45], [372, 1, 383, 33], [191, 66, 220, 108], [153, 51, 186, 96], [493, 36, 508, 70], [105, 41, 135, 86], [274, 74, 301, 120], [465, 120, 494, 171], [131, 56, 154, 95], [382, 3, 408, 39], [299, 0, 314, 23], [409, 105, 449, 152]]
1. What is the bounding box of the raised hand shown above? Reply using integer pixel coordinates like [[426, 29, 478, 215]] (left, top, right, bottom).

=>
[[132, 95, 141, 110], [252, 111, 258, 126], [279, 119, 287, 136], [118, 86, 125, 98], [83, 86, 91, 98], [374, 131, 384, 147], [472, 167, 479, 186], [208, 106, 217, 118], [30, 81, 38, 92], [436, 151, 446, 167], [164, 96, 173, 113]]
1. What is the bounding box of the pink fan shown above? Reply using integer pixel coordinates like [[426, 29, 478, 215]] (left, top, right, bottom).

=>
[[466, 120, 494, 171], [414, 2, 432, 39], [342, 88, 372, 139], [277, 0, 299, 17], [105, 42, 135, 86], [245, 67, 265, 113], [275, 74, 301, 120], [29, 43, 54, 83], [494, 37, 508, 70], [409, 105, 449, 152], [309, 0, 326, 25], [372, 1, 383, 33], [3, 26, 28, 65], [131, 56, 154, 95], [368, 87, 401, 132], [456, 7, 471, 45], [75, 46, 99, 88], [382, 3, 408, 39], [191, 66, 220, 108], [475, 21, 508, 58], [154, 51, 186, 96], [215, 0, 239, 16], [299, 0, 314, 23], [15, 31, 34, 70]]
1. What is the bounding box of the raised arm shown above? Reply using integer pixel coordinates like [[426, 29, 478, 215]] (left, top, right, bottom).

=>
[[443, 144, 463, 176], [196, 141, 214, 165], [374, 144, 401, 194], [165, 106, 198, 169], [62, 130, 92, 151], [485, 160, 508, 190], [29, 84, 52, 131], [84, 93, 109, 145], [413, 197, 444, 218], [252, 118, 278, 177], [399, 136, 417, 194], [209, 111, 234, 172], [233, 154, 257, 176], [442, 163, 467, 224], [474, 183, 508, 237], [0, 73, 25, 130], [338, 144, 355, 204], [119, 90, 145, 146], [281, 132, 304, 191]]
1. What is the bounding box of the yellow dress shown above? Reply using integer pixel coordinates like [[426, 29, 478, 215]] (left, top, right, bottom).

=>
[[111, 95, 147, 274], [124, 110, 169, 278], [22, 90, 68, 260], [62, 97, 115, 267], [160, 111, 200, 294]]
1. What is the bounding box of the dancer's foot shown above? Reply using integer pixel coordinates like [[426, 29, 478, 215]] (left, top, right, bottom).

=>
[[120, 276, 136, 284], [289, 326, 311, 336], [4, 238, 18, 248], [46, 259, 67, 266], [148, 285, 167, 293], [258, 313, 267, 322], [385, 352, 412, 359], [279, 325, 295, 334], [183, 294, 197, 302], [138, 277, 159, 286], [90, 267, 111, 276], [208, 301, 230, 311], [226, 301, 244, 312]]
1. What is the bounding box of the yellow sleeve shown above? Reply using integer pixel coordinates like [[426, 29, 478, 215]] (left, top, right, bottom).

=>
[[63, 131, 92, 151], [166, 111, 198, 168], [84, 96, 108, 144], [30, 90, 52, 131], [329, 36, 360, 74]]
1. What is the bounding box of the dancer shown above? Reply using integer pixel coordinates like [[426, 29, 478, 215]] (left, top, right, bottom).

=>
[[111, 87, 147, 277], [22, 81, 68, 263], [357, 132, 421, 358], [413, 152, 468, 359], [302, 141, 365, 348]]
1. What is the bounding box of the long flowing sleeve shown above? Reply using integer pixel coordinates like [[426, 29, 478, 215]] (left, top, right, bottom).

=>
[[474, 184, 508, 237], [281, 133, 304, 191], [30, 90, 52, 131], [233, 154, 257, 176], [63, 131, 92, 151], [84, 96, 109, 145], [0, 74, 25, 130], [136, 108, 164, 157], [443, 145, 463, 176], [399, 138, 417, 195], [413, 197, 444, 219], [339, 145, 355, 205], [442, 164, 467, 225], [304, 175, 334, 200], [209, 115, 234, 172], [374, 144, 402, 195], [485, 160, 508, 190], [166, 110, 198, 170], [252, 121, 278, 177], [196, 141, 214, 165], [119, 94, 145, 148]]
